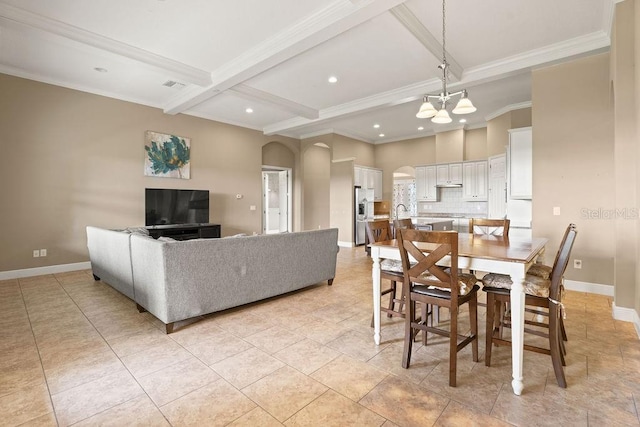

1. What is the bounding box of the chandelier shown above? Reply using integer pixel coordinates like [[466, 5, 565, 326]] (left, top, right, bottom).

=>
[[416, 0, 476, 124]]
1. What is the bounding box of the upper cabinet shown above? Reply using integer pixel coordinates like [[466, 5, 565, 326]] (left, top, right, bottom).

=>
[[354, 165, 383, 201], [415, 165, 438, 201], [436, 163, 463, 186], [508, 127, 532, 199], [462, 161, 488, 201]]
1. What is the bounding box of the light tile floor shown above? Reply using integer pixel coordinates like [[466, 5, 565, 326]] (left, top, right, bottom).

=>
[[1, 248, 639, 426]]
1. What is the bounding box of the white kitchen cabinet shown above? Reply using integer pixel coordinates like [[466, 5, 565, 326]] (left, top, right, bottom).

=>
[[354, 166, 382, 200], [415, 165, 438, 201], [436, 163, 462, 186], [508, 127, 532, 199], [373, 169, 383, 200], [462, 161, 488, 201]]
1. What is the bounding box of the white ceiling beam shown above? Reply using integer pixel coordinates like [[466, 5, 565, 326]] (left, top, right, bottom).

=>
[[390, 4, 462, 80], [163, 0, 408, 115], [264, 31, 610, 135], [229, 84, 319, 120], [0, 3, 211, 87]]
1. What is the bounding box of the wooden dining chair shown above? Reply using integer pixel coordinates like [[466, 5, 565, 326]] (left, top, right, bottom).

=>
[[393, 218, 414, 238], [397, 229, 479, 387], [483, 224, 577, 388], [366, 220, 406, 322], [469, 218, 510, 237]]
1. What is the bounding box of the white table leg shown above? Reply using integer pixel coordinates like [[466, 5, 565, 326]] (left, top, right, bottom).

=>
[[509, 268, 526, 395], [371, 248, 381, 345]]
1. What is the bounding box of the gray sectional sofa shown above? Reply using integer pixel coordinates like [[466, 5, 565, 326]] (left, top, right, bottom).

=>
[[86, 226, 339, 333]]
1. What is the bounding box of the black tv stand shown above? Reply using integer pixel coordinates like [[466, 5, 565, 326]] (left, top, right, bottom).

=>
[[146, 223, 221, 241]]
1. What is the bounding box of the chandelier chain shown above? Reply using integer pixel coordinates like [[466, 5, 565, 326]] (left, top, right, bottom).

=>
[[442, 0, 446, 65]]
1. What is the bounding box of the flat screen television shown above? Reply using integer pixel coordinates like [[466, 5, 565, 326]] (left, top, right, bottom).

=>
[[145, 188, 209, 226]]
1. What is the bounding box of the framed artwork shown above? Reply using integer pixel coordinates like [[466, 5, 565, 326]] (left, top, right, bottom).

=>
[[144, 131, 191, 179]]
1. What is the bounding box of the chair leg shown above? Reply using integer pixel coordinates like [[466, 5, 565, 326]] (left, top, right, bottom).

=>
[[485, 293, 495, 367], [421, 303, 428, 345], [449, 306, 458, 387], [548, 305, 567, 388], [560, 316, 568, 341], [402, 299, 415, 369], [387, 281, 396, 317], [469, 297, 479, 363]]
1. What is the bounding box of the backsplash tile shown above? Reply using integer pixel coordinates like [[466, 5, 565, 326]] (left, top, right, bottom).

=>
[[417, 187, 487, 217]]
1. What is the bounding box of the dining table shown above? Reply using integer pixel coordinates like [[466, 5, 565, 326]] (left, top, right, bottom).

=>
[[369, 233, 548, 396]]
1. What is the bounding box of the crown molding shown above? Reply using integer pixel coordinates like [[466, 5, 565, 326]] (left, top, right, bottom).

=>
[[300, 129, 335, 140], [0, 63, 164, 109], [163, 0, 408, 115], [485, 101, 532, 122], [462, 31, 610, 85], [183, 110, 263, 132], [0, 3, 211, 87], [390, 3, 462, 80], [229, 84, 318, 120]]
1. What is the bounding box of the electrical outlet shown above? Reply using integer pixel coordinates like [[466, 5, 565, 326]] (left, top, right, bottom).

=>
[[40, 249, 47, 257], [573, 259, 582, 269], [33, 250, 40, 258], [553, 207, 561, 216]]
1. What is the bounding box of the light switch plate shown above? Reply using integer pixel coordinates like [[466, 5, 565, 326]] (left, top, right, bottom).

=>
[[553, 207, 561, 216]]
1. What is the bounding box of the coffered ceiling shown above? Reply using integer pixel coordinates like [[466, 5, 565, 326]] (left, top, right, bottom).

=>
[[0, 0, 616, 143]]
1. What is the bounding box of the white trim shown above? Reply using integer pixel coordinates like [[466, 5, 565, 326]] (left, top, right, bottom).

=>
[[0, 3, 211, 86], [390, 4, 462, 80], [163, 0, 407, 114], [485, 102, 533, 122], [183, 111, 263, 132], [612, 303, 640, 338], [331, 157, 356, 163], [300, 129, 335, 140], [564, 279, 614, 296], [0, 262, 91, 281], [230, 84, 319, 119], [338, 241, 355, 248]]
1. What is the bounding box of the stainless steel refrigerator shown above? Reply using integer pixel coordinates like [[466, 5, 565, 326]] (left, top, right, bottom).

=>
[[354, 186, 373, 245]]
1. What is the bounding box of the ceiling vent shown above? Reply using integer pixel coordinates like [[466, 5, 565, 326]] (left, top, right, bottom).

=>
[[162, 80, 186, 89]]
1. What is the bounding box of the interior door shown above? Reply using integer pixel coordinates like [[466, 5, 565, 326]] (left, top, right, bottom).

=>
[[488, 154, 507, 218]]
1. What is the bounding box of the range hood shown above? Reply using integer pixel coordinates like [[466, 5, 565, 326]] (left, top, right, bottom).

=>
[[436, 183, 462, 188]]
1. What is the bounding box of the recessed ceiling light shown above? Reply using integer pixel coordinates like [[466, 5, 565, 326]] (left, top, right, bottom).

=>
[[245, 108, 253, 113], [373, 124, 380, 129], [378, 133, 385, 137], [93, 67, 108, 73], [459, 119, 467, 123], [418, 126, 424, 131], [328, 76, 338, 83]]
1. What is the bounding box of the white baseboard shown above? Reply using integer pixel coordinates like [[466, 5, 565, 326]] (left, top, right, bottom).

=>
[[564, 279, 614, 296], [0, 262, 91, 281], [338, 241, 355, 248], [612, 303, 640, 338]]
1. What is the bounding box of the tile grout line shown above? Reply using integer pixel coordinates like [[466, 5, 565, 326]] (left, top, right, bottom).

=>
[[17, 275, 61, 427]]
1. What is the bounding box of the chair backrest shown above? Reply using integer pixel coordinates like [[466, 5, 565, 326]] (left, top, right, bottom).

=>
[[549, 224, 577, 301], [397, 229, 461, 299], [469, 218, 510, 237], [365, 220, 393, 244], [394, 218, 414, 231]]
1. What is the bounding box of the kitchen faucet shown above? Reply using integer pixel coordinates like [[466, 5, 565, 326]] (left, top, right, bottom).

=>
[[395, 203, 408, 220]]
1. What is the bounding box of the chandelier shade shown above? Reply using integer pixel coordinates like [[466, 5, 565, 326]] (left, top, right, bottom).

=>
[[416, 97, 437, 118], [416, 0, 476, 124]]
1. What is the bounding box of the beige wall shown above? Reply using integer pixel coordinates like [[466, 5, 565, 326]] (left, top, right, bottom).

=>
[[465, 127, 488, 160], [262, 141, 295, 168], [435, 129, 465, 163], [486, 108, 532, 156], [0, 74, 299, 271], [611, 0, 639, 310], [301, 143, 331, 230], [330, 161, 355, 243], [635, 0, 640, 315], [332, 134, 375, 166], [532, 53, 615, 287]]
